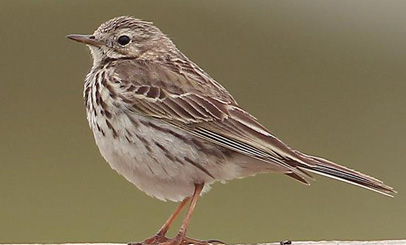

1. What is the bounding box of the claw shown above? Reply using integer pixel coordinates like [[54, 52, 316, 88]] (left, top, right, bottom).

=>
[[144, 236, 223, 245], [180, 237, 224, 245], [129, 236, 224, 245], [206, 239, 226, 244], [128, 234, 170, 245]]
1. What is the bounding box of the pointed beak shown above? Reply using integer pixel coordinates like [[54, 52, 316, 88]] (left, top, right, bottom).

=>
[[66, 34, 104, 47]]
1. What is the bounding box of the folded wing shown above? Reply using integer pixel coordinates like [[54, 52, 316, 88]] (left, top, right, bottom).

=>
[[121, 84, 395, 196]]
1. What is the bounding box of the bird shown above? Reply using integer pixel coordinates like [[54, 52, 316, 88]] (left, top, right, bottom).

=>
[[67, 16, 395, 245]]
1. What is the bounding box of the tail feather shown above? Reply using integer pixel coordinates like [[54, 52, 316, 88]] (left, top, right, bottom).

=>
[[285, 172, 311, 185], [295, 153, 396, 197]]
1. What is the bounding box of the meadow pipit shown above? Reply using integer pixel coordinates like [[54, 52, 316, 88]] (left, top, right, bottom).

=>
[[67, 16, 395, 245]]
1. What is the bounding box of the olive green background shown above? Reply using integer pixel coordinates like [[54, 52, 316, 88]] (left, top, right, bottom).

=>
[[1, 0, 405, 243]]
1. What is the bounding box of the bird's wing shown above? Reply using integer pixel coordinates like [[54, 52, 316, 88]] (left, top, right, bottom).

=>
[[121, 84, 316, 184], [119, 84, 394, 195], [112, 58, 394, 195]]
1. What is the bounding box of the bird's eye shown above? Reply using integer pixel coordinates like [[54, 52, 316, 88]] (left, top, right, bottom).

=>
[[117, 35, 131, 46]]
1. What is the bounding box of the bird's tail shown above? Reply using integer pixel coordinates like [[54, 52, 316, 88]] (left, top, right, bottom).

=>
[[293, 151, 396, 197]]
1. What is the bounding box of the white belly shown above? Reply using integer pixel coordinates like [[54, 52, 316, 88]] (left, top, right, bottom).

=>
[[89, 112, 242, 202]]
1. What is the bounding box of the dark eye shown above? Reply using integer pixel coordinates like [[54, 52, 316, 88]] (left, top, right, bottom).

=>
[[117, 35, 131, 46]]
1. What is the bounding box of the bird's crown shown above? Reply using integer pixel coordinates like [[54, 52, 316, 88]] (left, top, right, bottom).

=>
[[69, 16, 175, 66]]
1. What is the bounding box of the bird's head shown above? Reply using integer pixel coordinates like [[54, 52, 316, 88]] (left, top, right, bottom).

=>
[[67, 16, 174, 67]]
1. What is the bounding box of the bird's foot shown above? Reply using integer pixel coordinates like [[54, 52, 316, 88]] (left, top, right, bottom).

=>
[[129, 236, 224, 245], [128, 234, 170, 245], [159, 236, 225, 245]]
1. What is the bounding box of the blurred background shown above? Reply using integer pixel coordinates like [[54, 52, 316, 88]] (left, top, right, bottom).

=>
[[1, 0, 405, 243]]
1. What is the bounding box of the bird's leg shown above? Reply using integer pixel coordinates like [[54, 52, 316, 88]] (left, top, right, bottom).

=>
[[132, 183, 224, 245], [162, 183, 224, 245], [172, 183, 204, 244], [129, 198, 190, 245], [155, 197, 191, 238]]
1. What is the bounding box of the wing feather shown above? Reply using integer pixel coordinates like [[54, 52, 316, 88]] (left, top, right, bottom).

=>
[[125, 86, 311, 180], [113, 59, 395, 196]]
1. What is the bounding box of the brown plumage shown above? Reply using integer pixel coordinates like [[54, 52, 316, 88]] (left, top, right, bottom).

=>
[[67, 16, 395, 245]]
